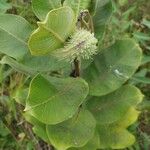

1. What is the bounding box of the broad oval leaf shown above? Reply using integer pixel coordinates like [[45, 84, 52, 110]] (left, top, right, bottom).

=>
[[69, 106, 138, 150], [0, 0, 11, 13], [0, 14, 33, 59], [24, 112, 50, 144], [86, 85, 143, 125], [83, 39, 142, 96], [28, 7, 75, 55], [0, 55, 70, 75], [25, 74, 89, 124], [113, 107, 140, 128], [98, 126, 135, 149], [90, 0, 111, 15], [32, 0, 62, 20], [46, 110, 96, 150], [68, 132, 100, 150], [64, 0, 91, 18], [93, 0, 113, 41], [14, 88, 28, 105], [97, 107, 141, 149]]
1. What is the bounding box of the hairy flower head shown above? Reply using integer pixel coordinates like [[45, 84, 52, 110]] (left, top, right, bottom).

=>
[[52, 29, 98, 62]]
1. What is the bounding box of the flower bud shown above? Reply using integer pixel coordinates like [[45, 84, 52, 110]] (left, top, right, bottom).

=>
[[52, 29, 98, 62]]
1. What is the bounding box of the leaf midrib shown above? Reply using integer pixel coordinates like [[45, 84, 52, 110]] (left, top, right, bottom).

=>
[[41, 25, 65, 43], [26, 81, 84, 111], [0, 26, 27, 45]]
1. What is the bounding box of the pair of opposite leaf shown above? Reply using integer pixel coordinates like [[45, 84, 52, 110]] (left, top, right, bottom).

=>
[[25, 1, 144, 150], [25, 75, 143, 150], [28, 6, 98, 63]]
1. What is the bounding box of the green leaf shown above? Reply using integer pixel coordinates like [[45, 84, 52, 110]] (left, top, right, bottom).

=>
[[119, 0, 128, 6], [0, 56, 35, 75], [24, 112, 49, 143], [113, 107, 140, 128], [0, 121, 10, 137], [13, 88, 28, 105], [93, 0, 113, 41], [132, 77, 150, 84], [68, 132, 100, 150], [138, 100, 150, 111], [97, 107, 140, 149], [86, 85, 143, 125], [83, 39, 142, 96], [28, 7, 75, 55], [32, 0, 62, 20], [0, 0, 11, 14], [133, 32, 150, 41], [46, 110, 96, 150], [0, 55, 70, 75], [141, 54, 150, 64], [25, 74, 89, 124], [89, 0, 97, 15], [0, 14, 33, 59], [64, 0, 91, 18], [91, 0, 110, 14], [142, 19, 150, 29], [20, 54, 70, 73], [98, 127, 135, 149]]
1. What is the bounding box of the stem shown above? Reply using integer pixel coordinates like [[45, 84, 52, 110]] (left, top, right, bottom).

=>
[[74, 58, 80, 77], [88, 12, 94, 33], [78, 10, 94, 33], [70, 58, 80, 78]]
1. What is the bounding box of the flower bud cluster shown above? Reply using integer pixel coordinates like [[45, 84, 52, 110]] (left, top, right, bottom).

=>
[[53, 29, 98, 62]]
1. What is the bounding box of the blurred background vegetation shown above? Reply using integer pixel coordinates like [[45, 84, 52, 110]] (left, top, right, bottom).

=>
[[0, 0, 150, 149]]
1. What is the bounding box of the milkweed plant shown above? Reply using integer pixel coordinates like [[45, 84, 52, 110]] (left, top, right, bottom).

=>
[[0, 0, 144, 150]]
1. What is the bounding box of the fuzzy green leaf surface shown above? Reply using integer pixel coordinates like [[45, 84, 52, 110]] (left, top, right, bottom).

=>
[[0, 55, 70, 75], [90, 0, 111, 15], [32, 0, 62, 20], [28, 7, 75, 56], [0, 14, 32, 59], [97, 107, 141, 149], [64, 0, 91, 19], [86, 85, 143, 125], [93, 0, 113, 41], [46, 110, 96, 150], [14, 88, 28, 106], [98, 127, 135, 149], [0, 0, 11, 13], [24, 112, 49, 144], [83, 39, 142, 96], [25, 74, 89, 124], [68, 132, 100, 150]]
